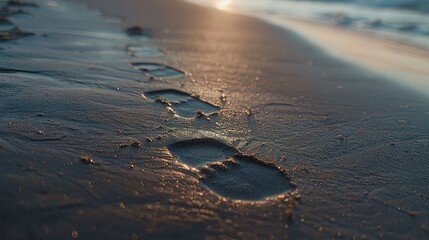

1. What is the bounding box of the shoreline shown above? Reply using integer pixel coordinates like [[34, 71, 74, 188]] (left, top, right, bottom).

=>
[[186, 0, 429, 97], [261, 15, 429, 97]]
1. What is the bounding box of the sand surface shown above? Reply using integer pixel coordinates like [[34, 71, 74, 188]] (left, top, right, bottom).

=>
[[0, 0, 428, 239]]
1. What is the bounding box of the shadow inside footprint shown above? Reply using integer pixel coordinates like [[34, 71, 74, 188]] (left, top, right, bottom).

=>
[[0, 6, 29, 18], [0, 24, 13, 32], [168, 138, 238, 167], [145, 89, 190, 102], [132, 62, 184, 79], [0, 26, 34, 41], [144, 89, 219, 118], [0, 17, 13, 26], [201, 154, 295, 201], [125, 26, 151, 37], [126, 45, 164, 58], [6, 1, 39, 7]]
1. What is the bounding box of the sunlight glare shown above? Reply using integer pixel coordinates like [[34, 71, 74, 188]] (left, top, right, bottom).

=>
[[216, 0, 232, 10]]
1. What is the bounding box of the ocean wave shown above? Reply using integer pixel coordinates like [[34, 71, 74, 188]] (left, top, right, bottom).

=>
[[290, 0, 429, 13]]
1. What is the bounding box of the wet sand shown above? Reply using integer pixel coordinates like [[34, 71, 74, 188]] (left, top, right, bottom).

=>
[[0, 0, 428, 239]]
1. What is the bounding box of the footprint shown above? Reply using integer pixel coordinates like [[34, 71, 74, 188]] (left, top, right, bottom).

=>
[[132, 62, 184, 79], [0, 68, 37, 73], [125, 26, 151, 37], [0, 26, 34, 41], [168, 138, 238, 167], [168, 138, 295, 201], [125, 44, 164, 58], [200, 154, 295, 201], [0, 23, 13, 31], [0, 17, 12, 26], [143, 89, 219, 118], [6, 1, 38, 7], [0, 4, 30, 17]]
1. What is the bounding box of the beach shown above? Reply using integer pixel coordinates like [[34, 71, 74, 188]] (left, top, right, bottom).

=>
[[0, 0, 428, 239]]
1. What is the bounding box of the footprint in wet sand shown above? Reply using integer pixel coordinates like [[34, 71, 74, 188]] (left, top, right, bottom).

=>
[[168, 138, 294, 201], [0, 8, 27, 16], [0, 1, 36, 41], [125, 26, 151, 37], [168, 138, 238, 167], [0, 26, 34, 41], [132, 62, 185, 79], [1, 0, 37, 17], [6, 1, 38, 7], [0, 17, 12, 26], [201, 154, 295, 201], [125, 44, 164, 58], [143, 89, 219, 118]]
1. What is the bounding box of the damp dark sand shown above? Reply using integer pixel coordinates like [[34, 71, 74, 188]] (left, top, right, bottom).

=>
[[0, 0, 428, 239]]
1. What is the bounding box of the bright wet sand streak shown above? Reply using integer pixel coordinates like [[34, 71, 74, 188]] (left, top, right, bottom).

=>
[[267, 18, 429, 96]]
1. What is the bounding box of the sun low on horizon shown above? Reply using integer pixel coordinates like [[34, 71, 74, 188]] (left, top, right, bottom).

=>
[[216, 0, 232, 10]]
